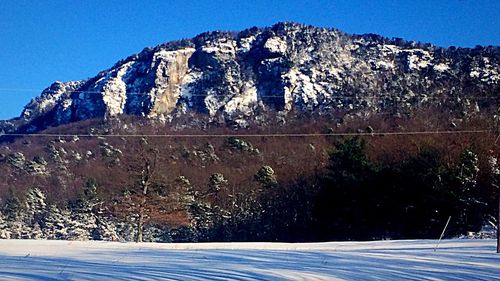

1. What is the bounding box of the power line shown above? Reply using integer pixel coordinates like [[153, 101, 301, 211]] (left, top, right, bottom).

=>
[[0, 88, 43, 92], [0, 129, 490, 138], [0, 88, 498, 100], [0, 89, 297, 98]]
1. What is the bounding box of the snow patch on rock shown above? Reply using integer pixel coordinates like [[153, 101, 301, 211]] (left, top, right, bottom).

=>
[[264, 37, 287, 54], [284, 68, 325, 109], [101, 62, 134, 116], [22, 81, 82, 119], [239, 36, 256, 53], [224, 81, 258, 115], [469, 58, 500, 84], [204, 90, 220, 117], [406, 50, 432, 70], [180, 71, 202, 104], [202, 40, 237, 60], [375, 60, 395, 70], [434, 63, 450, 72]]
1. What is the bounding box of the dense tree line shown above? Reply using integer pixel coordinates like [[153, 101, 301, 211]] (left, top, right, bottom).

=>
[[1, 135, 498, 242]]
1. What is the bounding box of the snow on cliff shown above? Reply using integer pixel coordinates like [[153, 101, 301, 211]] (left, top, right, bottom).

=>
[[2, 22, 499, 133]]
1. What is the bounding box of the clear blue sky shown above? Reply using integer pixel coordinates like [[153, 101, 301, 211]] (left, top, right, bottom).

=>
[[0, 0, 499, 119]]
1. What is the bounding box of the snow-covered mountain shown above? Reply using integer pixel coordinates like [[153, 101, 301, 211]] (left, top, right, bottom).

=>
[[1, 22, 499, 133]]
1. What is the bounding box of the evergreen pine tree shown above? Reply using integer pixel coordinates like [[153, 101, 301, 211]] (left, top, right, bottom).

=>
[[175, 175, 214, 241], [92, 215, 118, 241], [451, 149, 482, 233], [207, 173, 231, 240], [31, 222, 43, 239], [24, 187, 48, 239], [315, 137, 378, 240], [4, 196, 27, 239], [255, 165, 278, 189], [115, 220, 137, 242], [0, 210, 10, 239], [171, 176, 201, 242], [7, 219, 25, 239], [67, 207, 96, 240], [141, 225, 166, 242], [43, 205, 70, 240], [67, 179, 99, 240]]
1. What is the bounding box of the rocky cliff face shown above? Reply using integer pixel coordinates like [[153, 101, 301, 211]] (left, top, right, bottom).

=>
[[2, 22, 499, 133]]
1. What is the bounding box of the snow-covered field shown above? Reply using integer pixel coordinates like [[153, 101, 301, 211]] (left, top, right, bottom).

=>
[[0, 239, 499, 280]]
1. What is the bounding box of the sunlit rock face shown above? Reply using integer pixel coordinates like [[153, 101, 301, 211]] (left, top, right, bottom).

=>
[[2, 22, 499, 133]]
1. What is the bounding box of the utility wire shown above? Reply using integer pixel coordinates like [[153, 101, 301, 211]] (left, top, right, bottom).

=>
[[0, 129, 490, 138], [0, 89, 308, 98], [0, 89, 494, 138], [0, 88, 498, 100], [0, 88, 44, 92]]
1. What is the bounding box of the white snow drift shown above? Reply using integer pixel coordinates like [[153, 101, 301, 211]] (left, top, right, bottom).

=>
[[0, 239, 499, 280]]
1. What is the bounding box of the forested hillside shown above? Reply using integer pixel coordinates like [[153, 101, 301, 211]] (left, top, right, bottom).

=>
[[1, 108, 498, 242]]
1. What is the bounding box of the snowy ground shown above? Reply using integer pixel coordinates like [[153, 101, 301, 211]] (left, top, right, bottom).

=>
[[0, 239, 499, 280]]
